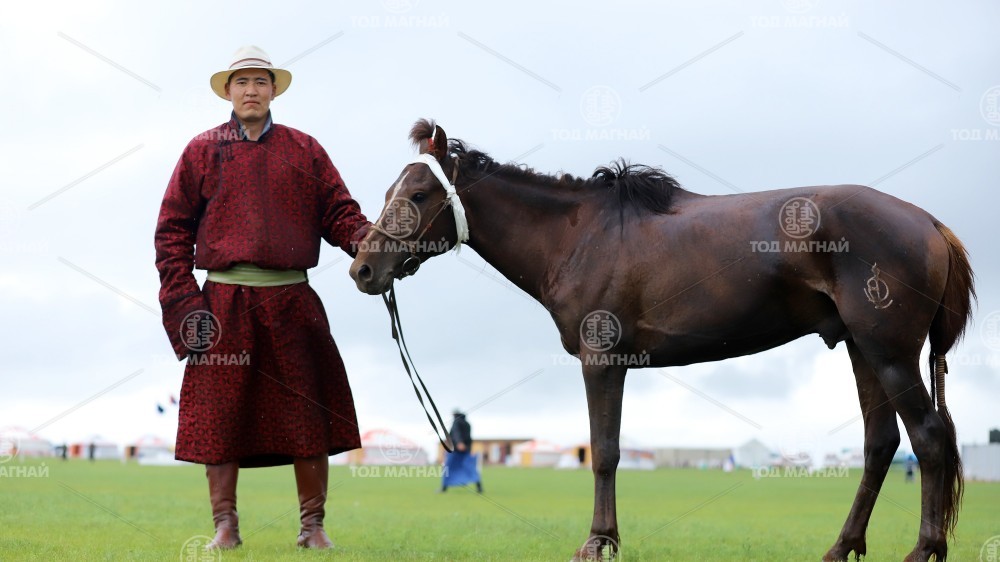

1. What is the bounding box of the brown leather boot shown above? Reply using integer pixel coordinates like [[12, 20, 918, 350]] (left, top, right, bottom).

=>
[[294, 455, 334, 548], [205, 462, 242, 550]]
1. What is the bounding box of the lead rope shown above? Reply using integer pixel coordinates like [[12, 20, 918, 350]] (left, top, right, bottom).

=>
[[382, 283, 454, 452]]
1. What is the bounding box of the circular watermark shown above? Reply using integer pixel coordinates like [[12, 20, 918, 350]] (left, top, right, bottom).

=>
[[981, 535, 1000, 562], [579, 535, 621, 561], [981, 86, 1000, 127], [179, 310, 222, 353], [180, 85, 220, 115], [982, 310, 1000, 352], [382, 198, 421, 238], [580, 86, 622, 127], [580, 310, 622, 352], [382, 0, 419, 14], [179, 535, 221, 561], [774, 431, 819, 461], [377, 436, 417, 465], [0, 434, 19, 464], [778, 197, 821, 239], [782, 0, 819, 14]]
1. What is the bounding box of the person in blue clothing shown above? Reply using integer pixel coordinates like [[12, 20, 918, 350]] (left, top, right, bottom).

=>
[[440, 410, 483, 493]]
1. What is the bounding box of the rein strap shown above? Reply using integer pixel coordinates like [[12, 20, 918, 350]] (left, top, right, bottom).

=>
[[382, 283, 455, 453]]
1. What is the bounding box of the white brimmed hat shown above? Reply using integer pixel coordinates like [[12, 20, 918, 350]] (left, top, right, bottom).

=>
[[210, 45, 292, 100]]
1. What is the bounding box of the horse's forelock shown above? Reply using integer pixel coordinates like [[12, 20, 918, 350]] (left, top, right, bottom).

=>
[[408, 119, 437, 148]]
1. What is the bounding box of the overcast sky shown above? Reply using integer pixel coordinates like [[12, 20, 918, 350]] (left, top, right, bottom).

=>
[[2, 0, 998, 464]]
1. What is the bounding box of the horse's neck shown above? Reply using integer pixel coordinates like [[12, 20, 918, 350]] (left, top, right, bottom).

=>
[[461, 175, 589, 303]]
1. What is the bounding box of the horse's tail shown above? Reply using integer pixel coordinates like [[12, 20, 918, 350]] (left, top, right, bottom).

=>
[[929, 221, 976, 359], [928, 220, 975, 537]]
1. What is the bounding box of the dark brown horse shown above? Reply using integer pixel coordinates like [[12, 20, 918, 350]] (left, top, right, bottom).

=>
[[349, 119, 974, 561]]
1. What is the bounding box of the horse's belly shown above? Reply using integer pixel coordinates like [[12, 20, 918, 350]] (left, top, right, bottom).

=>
[[636, 298, 847, 366], [644, 329, 814, 366]]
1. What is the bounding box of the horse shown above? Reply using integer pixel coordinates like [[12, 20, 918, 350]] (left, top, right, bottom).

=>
[[348, 119, 974, 561]]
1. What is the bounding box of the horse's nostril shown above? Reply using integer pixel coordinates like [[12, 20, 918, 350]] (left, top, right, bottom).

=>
[[357, 264, 372, 281]]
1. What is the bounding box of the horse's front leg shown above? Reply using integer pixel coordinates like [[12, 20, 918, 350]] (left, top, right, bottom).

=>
[[573, 357, 627, 561]]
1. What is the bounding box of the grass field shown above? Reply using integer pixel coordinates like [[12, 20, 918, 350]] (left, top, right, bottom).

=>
[[1, 459, 997, 561]]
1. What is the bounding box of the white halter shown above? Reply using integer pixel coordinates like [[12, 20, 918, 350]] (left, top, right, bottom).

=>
[[410, 152, 470, 252]]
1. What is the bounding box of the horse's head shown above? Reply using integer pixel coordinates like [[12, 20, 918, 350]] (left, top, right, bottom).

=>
[[349, 119, 468, 295]]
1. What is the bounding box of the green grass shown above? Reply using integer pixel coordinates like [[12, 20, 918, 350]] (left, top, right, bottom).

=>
[[1, 459, 997, 561]]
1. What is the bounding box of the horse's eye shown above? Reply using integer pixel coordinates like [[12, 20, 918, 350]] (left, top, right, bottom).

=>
[[412, 192, 427, 203]]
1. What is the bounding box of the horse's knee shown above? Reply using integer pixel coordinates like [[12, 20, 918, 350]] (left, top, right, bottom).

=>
[[591, 442, 620, 476], [593, 456, 619, 477]]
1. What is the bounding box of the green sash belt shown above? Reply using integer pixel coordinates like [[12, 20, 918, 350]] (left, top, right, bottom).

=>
[[207, 263, 307, 287]]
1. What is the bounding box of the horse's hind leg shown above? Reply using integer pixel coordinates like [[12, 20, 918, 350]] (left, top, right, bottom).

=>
[[857, 352, 951, 561], [824, 340, 900, 562]]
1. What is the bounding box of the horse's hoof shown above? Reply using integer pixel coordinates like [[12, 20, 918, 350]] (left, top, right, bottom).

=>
[[902, 538, 947, 562], [903, 544, 947, 562], [822, 538, 865, 561]]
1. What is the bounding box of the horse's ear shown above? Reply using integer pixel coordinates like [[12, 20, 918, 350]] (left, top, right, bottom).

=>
[[420, 124, 448, 162], [409, 119, 449, 162]]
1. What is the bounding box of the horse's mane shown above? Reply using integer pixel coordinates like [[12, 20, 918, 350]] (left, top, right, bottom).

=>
[[409, 119, 680, 214]]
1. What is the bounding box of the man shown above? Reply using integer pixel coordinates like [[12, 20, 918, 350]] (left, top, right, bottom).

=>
[[440, 410, 483, 493], [450, 410, 473, 454], [154, 46, 371, 550]]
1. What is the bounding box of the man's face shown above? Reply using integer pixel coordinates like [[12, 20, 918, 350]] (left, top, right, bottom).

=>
[[225, 68, 275, 123]]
